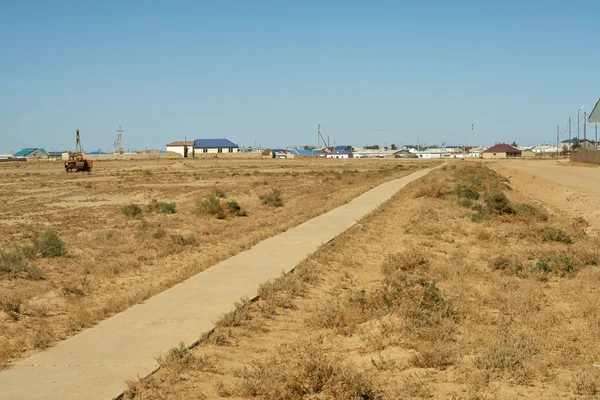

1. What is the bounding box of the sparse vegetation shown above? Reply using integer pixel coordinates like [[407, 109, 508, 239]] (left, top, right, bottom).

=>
[[34, 230, 67, 258], [146, 199, 176, 214], [121, 203, 143, 218], [196, 195, 225, 218], [226, 201, 247, 217], [484, 189, 516, 215], [259, 189, 284, 207]]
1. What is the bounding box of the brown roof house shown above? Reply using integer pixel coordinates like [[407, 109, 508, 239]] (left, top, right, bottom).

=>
[[482, 144, 522, 159]]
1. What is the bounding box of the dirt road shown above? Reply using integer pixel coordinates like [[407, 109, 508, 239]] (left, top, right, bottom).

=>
[[490, 159, 600, 232]]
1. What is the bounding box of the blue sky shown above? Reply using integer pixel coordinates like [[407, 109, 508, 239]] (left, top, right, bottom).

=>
[[1, 0, 599, 152]]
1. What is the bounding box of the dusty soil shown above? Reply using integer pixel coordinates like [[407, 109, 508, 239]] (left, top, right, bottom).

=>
[[125, 161, 600, 399], [490, 159, 600, 232], [0, 157, 435, 367]]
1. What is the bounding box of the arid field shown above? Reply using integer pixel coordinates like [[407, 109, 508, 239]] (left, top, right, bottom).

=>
[[0, 157, 434, 367], [120, 161, 600, 399]]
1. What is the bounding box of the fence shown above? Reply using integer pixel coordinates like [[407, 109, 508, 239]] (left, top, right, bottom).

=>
[[570, 150, 600, 164]]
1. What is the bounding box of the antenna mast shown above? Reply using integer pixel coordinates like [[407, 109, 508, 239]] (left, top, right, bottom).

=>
[[114, 126, 124, 154]]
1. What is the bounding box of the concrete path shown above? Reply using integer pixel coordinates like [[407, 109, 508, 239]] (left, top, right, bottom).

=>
[[0, 167, 435, 400]]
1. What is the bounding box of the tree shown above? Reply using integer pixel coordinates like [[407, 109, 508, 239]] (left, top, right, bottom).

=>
[[562, 144, 569, 154], [391, 143, 398, 150], [572, 139, 581, 150], [303, 145, 316, 150], [365, 145, 380, 150], [511, 141, 518, 147]]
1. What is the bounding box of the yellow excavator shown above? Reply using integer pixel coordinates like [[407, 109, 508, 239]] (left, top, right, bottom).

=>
[[64, 129, 93, 172]]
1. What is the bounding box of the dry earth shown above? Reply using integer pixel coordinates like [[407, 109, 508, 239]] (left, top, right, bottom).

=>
[[0, 157, 435, 367], [490, 159, 600, 232], [124, 161, 600, 400]]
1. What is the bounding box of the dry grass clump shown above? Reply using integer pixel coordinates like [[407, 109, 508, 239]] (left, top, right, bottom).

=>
[[474, 331, 538, 382], [538, 226, 573, 244], [0, 251, 43, 280], [121, 203, 143, 218], [33, 230, 67, 258], [258, 271, 307, 309], [484, 190, 515, 215], [487, 256, 523, 275], [0, 230, 67, 280], [225, 201, 247, 217], [259, 188, 284, 207], [572, 367, 600, 396], [235, 339, 383, 400], [215, 298, 253, 328], [146, 199, 176, 214], [196, 195, 225, 219], [381, 250, 428, 276], [169, 233, 196, 246]]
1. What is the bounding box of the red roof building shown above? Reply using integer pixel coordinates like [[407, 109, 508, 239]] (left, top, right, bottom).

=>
[[482, 144, 521, 159]]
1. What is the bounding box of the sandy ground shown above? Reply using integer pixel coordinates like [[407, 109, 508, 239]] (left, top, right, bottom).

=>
[[490, 159, 600, 233], [124, 162, 600, 399], [0, 157, 435, 367]]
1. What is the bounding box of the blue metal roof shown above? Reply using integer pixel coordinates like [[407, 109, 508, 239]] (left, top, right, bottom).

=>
[[88, 151, 108, 155], [562, 139, 594, 143], [332, 150, 352, 155], [289, 149, 317, 155], [334, 145, 351, 150], [193, 139, 238, 149], [13, 148, 47, 157]]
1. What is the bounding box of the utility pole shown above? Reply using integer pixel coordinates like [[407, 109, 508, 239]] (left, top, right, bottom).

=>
[[584, 111, 587, 163], [556, 125, 559, 159], [471, 124, 474, 148], [317, 124, 320, 150], [569, 117, 571, 141], [596, 124, 598, 146]]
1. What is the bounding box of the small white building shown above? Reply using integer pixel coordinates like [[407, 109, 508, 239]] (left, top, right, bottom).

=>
[[194, 139, 239, 154], [327, 150, 353, 159], [166, 141, 194, 157]]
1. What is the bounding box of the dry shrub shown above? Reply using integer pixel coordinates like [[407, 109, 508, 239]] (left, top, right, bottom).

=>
[[474, 331, 537, 381], [215, 298, 252, 328], [411, 339, 456, 369], [538, 227, 572, 244], [259, 189, 284, 207], [196, 195, 225, 219], [146, 199, 176, 214], [0, 251, 43, 280], [235, 339, 382, 400], [156, 342, 216, 374], [487, 256, 523, 275], [311, 293, 374, 335], [121, 203, 142, 218], [484, 190, 515, 215], [226, 201, 247, 217], [382, 250, 428, 276], [572, 367, 600, 396], [258, 271, 307, 309]]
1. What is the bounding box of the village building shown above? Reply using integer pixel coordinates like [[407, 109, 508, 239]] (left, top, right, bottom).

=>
[[327, 150, 353, 159], [261, 149, 275, 159], [166, 141, 195, 157], [13, 148, 48, 159], [193, 139, 239, 155], [482, 144, 521, 159]]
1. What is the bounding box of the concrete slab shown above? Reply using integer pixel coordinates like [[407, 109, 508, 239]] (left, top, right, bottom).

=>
[[0, 166, 435, 400]]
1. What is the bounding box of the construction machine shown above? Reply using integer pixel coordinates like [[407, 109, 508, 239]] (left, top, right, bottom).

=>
[[64, 129, 93, 172]]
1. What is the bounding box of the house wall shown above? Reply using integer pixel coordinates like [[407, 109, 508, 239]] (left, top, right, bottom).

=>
[[327, 154, 350, 159], [26, 149, 48, 159], [166, 145, 187, 157], [194, 147, 240, 154], [521, 150, 535, 158], [482, 152, 507, 159]]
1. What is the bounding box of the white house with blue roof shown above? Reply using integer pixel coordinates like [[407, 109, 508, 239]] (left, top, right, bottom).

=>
[[193, 139, 239, 154]]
